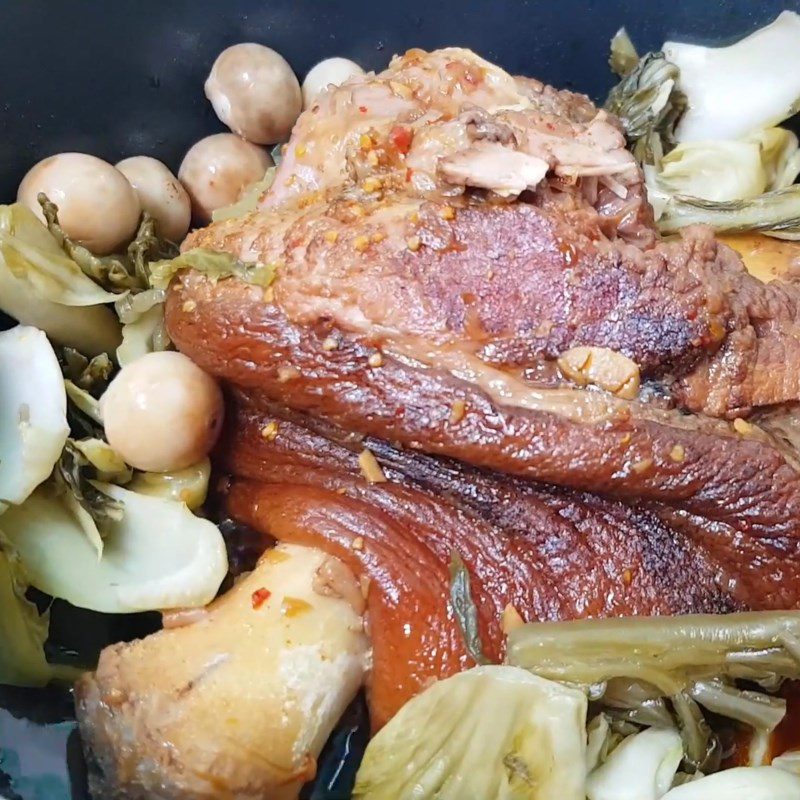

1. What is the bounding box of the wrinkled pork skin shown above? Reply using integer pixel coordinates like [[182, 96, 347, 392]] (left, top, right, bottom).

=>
[[166, 47, 800, 718], [79, 48, 800, 781], [217, 392, 746, 727], [166, 277, 800, 543]]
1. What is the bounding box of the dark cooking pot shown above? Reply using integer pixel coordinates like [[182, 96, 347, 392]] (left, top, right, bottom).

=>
[[0, 1, 796, 797]]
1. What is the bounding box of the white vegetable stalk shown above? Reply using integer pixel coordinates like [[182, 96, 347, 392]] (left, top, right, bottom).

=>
[[127, 459, 211, 510], [658, 140, 768, 202], [585, 713, 612, 774], [772, 750, 800, 776], [0, 204, 121, 355], [0, 483, 228, 612], [666, 11, 800, 142], [662, 766, 800, 799], [649, 129, 800, 207], [71, 439, 132, 485], [748, 727, 772, 767], [586, 727, 683, 800], [115, 288, 169, 366], [0, 326, 68, 509], [757, 128, 800, 190]]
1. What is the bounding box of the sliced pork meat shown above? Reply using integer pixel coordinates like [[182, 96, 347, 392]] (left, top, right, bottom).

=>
[[187, 198, 717, 374], [184, 184, 800, 418], [438, 141, 550, 197], [162, 45, 800, 714], [677, 270, 800, 416], [178, 47, 800, 421], [262, 48, 645, 224], [161, 264, 800, 728]]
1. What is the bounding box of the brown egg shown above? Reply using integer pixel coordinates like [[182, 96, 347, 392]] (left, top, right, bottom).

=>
[[205, 43, 302, 144], [116, 156, 191, 243], [178, 133, 272, 223], [17, 153, 141, 255], [101, 351, 224, 473], [302, 57, 365, 108]]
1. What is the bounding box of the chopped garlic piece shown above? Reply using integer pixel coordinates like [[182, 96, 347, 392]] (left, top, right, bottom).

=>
[[558, 346, 640, 399], [359, 449, 387, 483], [501, 603, 524, 634]]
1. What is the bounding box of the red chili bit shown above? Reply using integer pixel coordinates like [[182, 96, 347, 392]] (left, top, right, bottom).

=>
[[390, 125, 413, 155], [358, 105, 368, 113], [251, 588, 272, 609], [405, 167, 413, 182]]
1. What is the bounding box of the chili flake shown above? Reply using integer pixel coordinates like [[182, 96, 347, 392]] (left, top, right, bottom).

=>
[[251, 588, 271, 609], [389, 125, 413, 154]]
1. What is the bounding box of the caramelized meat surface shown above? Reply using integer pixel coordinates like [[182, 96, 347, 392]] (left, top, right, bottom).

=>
[[162, 47, 800, 725], [183, 48, 800, 419], [166, 280, 800, 544], [79, 49, 800, 769], [218, 394, 750, 726]]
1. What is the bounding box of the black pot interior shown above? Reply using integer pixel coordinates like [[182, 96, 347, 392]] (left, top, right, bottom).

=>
[[0, 1, 795, 797]]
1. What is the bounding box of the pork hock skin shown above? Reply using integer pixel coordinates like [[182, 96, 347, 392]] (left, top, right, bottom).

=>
[[76, 46, 800, 798]]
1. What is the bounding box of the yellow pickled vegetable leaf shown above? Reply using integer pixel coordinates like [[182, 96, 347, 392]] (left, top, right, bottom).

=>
[[149, 248, 275, 291], [0, 204, 120, 306], [0, 540, 54, 687], [354, 665, 587, 800]]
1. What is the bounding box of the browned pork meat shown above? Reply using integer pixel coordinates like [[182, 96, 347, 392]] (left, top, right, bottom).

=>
[[216, 392, 749, 728], [165, 258, 800, 543], [184, 46, 800, 419], [261, 48, 646, 230], [78, 47, 800, 793]]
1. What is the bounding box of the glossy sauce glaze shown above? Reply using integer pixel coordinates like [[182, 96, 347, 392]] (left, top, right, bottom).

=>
[[217, 394, 743, 727]]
